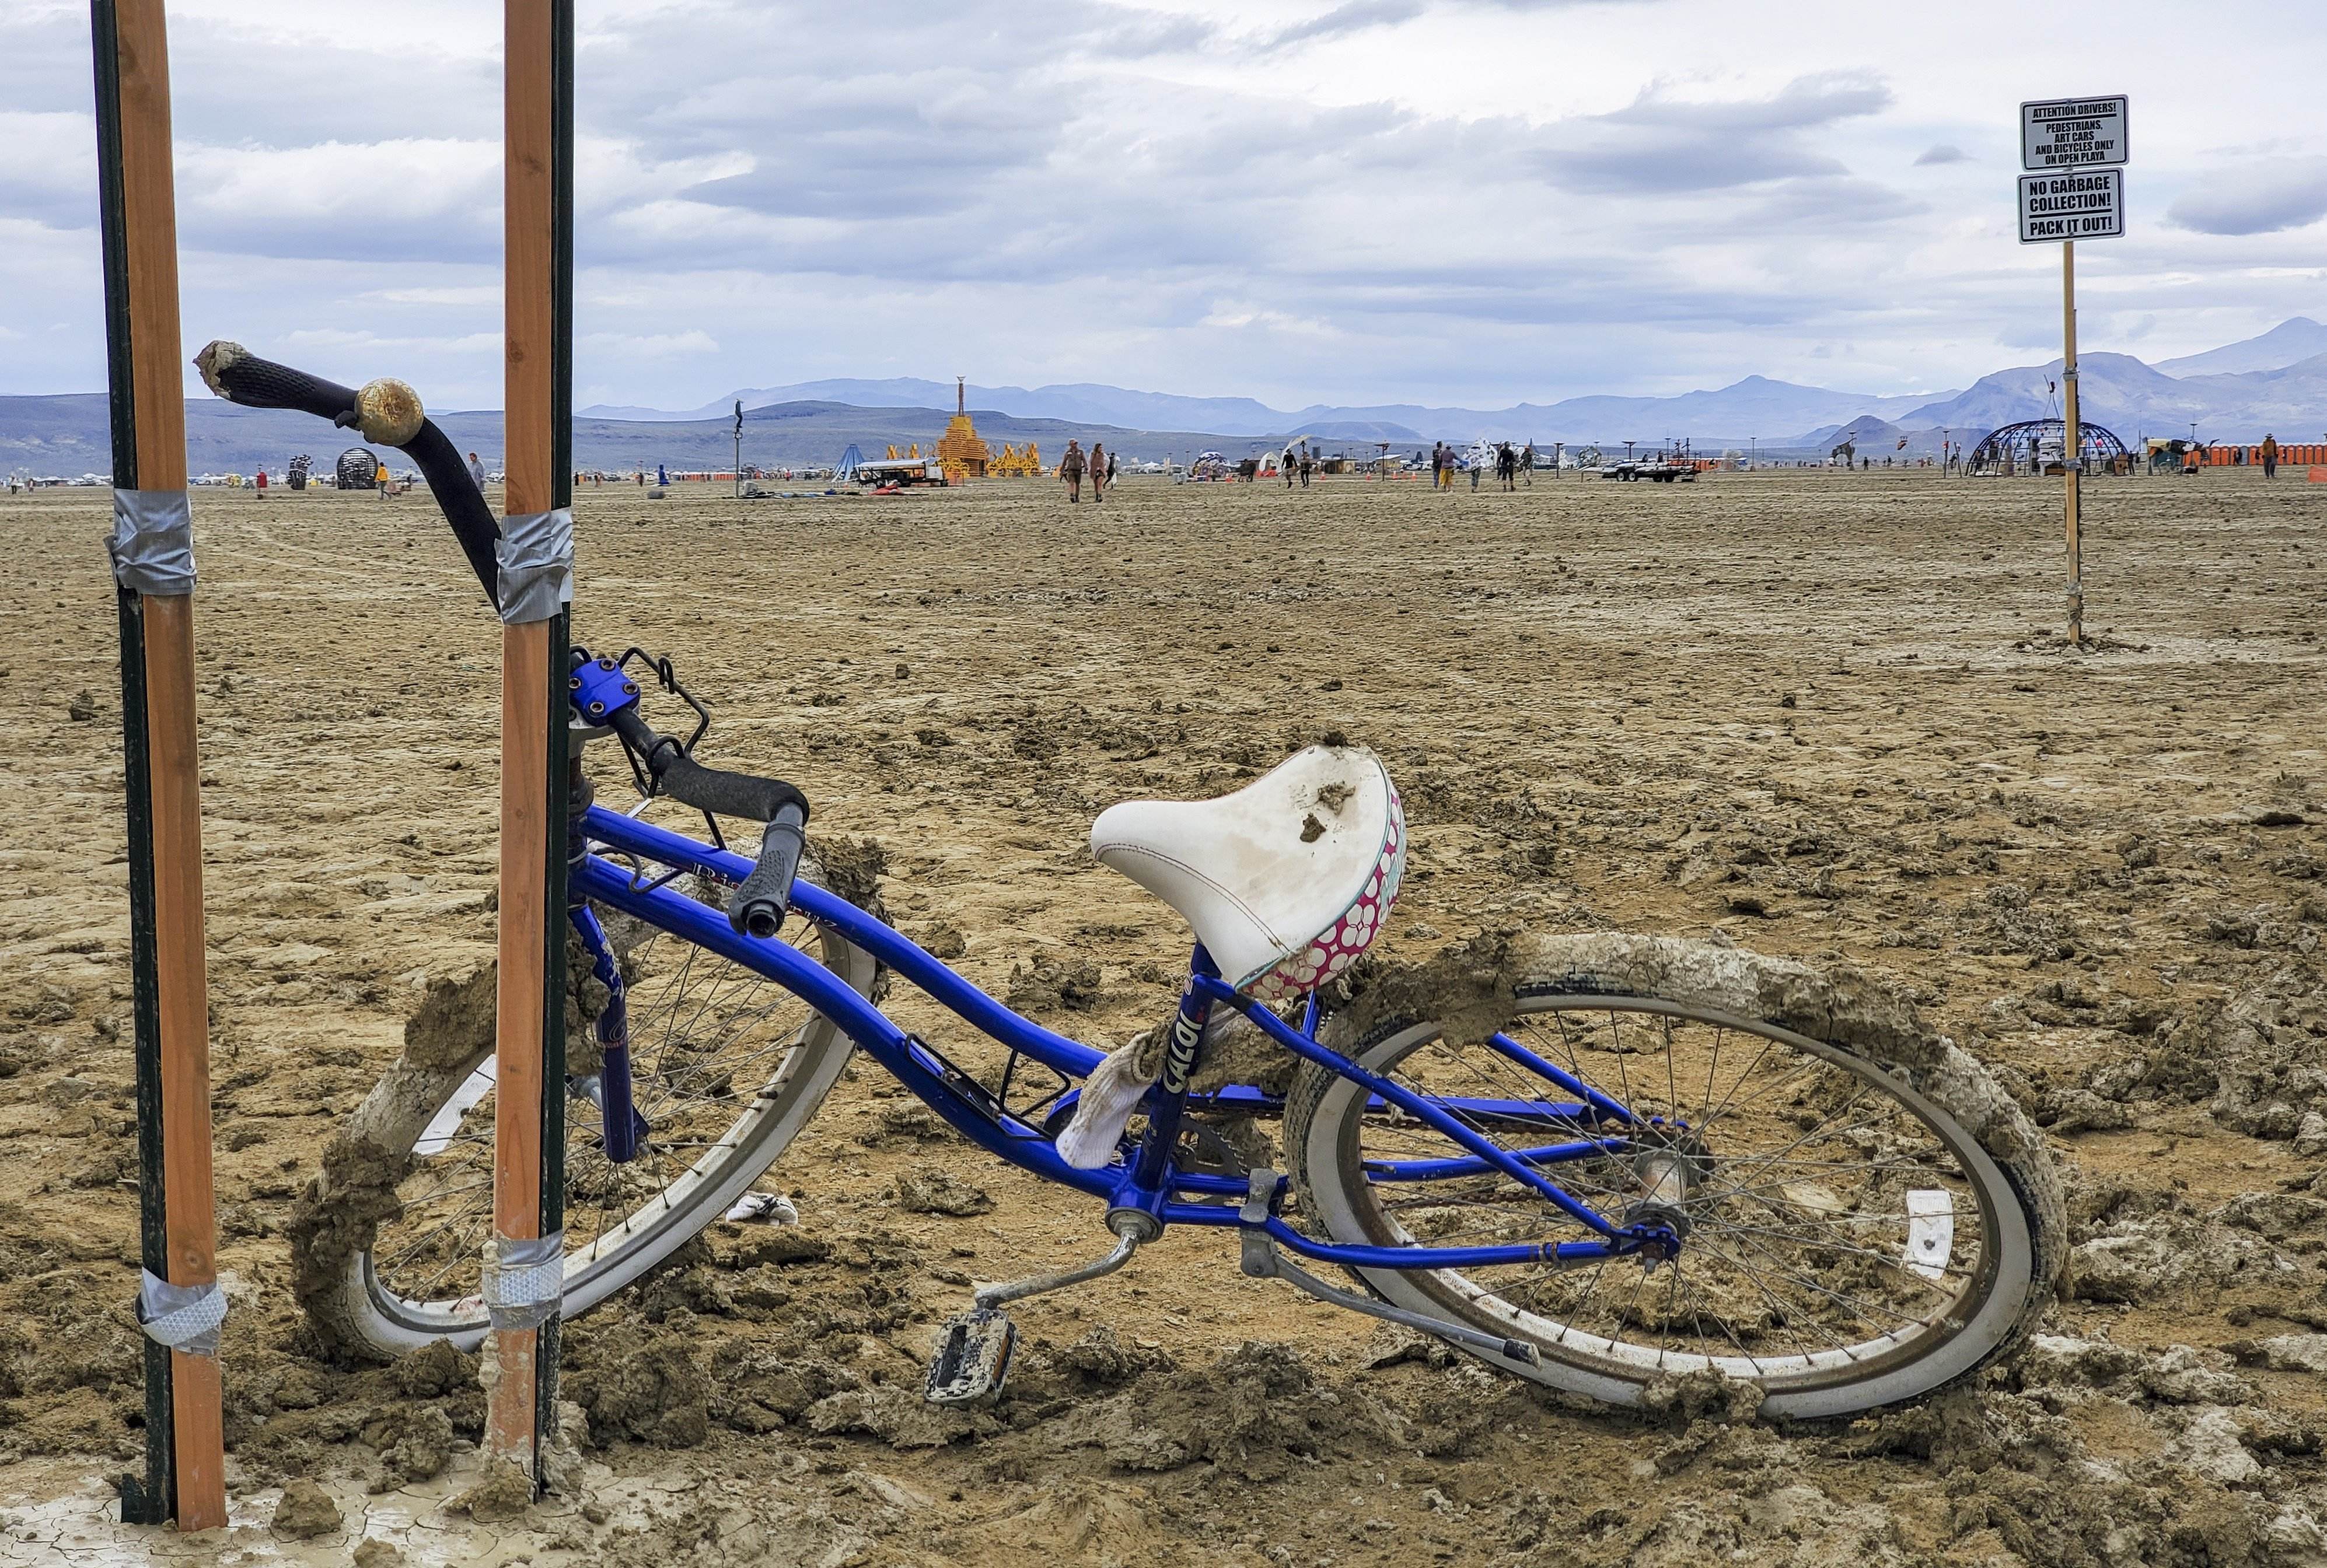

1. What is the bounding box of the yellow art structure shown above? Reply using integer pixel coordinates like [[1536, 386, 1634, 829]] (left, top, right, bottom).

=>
[[884, 443, 923, 460], [935, 376, 990, 483], [991, 442, 1043, 477]]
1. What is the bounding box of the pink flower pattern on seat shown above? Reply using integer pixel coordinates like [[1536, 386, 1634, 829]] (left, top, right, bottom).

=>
[[1245, 786, 1406, 1002]]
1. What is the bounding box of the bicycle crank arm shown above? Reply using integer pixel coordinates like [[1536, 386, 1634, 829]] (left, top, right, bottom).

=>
[[1236, 1170, 1540, 1367]]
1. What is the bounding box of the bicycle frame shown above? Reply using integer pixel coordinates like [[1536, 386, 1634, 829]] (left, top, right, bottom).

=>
[[576, 803, 1662, 1273]]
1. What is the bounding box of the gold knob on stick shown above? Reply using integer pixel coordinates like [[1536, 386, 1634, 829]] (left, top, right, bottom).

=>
[[357, 378, 424, 446]]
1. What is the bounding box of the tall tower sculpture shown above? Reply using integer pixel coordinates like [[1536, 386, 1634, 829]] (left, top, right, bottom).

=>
[[936, 374, 990, 484]]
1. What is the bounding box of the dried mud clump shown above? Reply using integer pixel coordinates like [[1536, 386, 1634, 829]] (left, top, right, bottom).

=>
[[1055, 1339, 1410, 1478], [283, 963, 495, 1354], [892, 1163, 994, 1216], [271, 1476, 343, 1539], [564, 1318, 712, 1447]]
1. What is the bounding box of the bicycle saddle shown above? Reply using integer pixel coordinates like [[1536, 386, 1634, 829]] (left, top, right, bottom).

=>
[[1091, 745, 1405, 1000]]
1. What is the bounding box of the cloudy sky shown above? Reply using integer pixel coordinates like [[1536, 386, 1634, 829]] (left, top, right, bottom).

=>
[[4, 0, 2322, 412]]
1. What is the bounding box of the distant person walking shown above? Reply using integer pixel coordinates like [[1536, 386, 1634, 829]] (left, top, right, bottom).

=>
[[375, 459, 391, 498], [1283, 444, 1297, 488], [1061, 440, 1086, 502], [1109, 450, 1119, 486], [1298, 444, 1313, 488], [1089, 442, 1108, 504], [1430, 442, 1446, 491], [1497, 443, 1517, 490], [467, 450, 487, 489], [2262, 433, 2279, 478], [1519, 443, 1535, 487], [656, 463, 668, 487], [254, 466, 268, 498]]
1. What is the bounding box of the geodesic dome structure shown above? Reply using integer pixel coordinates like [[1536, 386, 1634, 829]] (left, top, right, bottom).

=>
[[1968, 419, 2126, 474], [337, 448, 379, 489]]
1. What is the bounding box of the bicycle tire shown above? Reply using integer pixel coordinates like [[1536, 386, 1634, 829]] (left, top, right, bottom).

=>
[[1283, 932, 2062, 1418], [291, 848, 876, 1359]]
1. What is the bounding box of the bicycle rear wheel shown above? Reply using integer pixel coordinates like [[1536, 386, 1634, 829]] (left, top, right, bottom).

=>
[[294, 850, 876, 1357], [1283, 933, 2062, 1418]]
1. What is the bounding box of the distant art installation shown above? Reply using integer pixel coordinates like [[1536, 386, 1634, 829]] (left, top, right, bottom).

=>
[[337, 447, 378, 489], [1968, 419, 2127, 477], [991, 441, 1043, 477], [935, 376, 990, 483]]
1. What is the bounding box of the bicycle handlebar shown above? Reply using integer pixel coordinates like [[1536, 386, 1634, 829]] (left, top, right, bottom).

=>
[[603, 705, 810, 936], [196, 342, 815, 934], [192, 340, 504, 611]]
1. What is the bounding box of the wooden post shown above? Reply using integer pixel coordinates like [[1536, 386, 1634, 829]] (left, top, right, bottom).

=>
[[486, 0, 574, 1486], [2062, 239, 2084, 646], [90, 0, 226, 1532]]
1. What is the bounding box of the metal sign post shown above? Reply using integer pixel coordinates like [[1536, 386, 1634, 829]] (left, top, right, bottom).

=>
[[2019, 96, 2129, 648], [89, 0, 227, 1531], [733, 400, 744, 497]]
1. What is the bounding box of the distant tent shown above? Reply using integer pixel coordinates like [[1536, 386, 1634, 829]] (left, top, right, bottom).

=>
[[836, 444, 863, 481]]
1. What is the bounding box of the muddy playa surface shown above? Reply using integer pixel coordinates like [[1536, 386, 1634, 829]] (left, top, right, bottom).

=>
[[1, 467, 2323, 1566]]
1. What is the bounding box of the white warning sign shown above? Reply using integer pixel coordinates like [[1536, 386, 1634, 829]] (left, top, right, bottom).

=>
[[2018, 169, 2124, 244], [2021, 96, 2128, 170]]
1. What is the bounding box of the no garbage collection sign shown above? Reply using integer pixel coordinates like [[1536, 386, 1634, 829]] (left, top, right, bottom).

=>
[[2018, 169, 2125, 243]]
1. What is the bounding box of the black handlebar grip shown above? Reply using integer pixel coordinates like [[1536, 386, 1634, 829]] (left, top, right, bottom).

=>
[[654, 747, 810, 826], [729, 804, 807, 939], [194, 340, 364, 426]]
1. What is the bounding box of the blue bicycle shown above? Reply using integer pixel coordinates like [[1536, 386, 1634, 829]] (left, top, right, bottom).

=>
[[208, 349, 2063, 1420]]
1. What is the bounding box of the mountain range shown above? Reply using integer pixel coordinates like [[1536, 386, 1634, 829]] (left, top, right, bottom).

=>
[[0, 396, 1299, 480], [576, 317, 2327, 449], [6, 318, 2322, 477]]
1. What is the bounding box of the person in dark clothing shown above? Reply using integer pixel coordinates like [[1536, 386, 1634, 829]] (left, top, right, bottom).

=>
[[2262, 434, 2279, 478], [1061, 440, 1086, 502]]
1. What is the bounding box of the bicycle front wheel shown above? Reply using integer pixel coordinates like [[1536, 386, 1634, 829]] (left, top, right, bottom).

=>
[[294, 849, 876, 1358], [1283, 933, 2062, 1418]]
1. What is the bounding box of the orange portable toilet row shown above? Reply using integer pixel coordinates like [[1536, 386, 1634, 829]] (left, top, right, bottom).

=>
[[2218, 443, 2325, 466]]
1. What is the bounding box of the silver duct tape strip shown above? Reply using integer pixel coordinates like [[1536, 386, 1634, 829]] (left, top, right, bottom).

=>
[[137, 1269, 226, 1357], [109, 489, 196, 597], [496, 507, 574, 624], [482, 1230, 565, 1330]]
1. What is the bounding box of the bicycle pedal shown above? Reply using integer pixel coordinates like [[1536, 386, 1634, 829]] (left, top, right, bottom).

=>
[[924, 1308, 1015, 1406]]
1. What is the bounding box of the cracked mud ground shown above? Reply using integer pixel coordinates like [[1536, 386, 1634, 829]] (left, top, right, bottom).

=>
[[1, 467, 2323, 1566]]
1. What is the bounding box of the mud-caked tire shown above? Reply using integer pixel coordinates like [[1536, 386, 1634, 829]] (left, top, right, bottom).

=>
[[1284, 931, 2064, 1419], [288, 848, 878, 1360]]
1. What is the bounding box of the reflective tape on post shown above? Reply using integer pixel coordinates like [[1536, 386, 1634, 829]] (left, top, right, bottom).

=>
[[137, 1270, 225, 1358], [495, 508, 573, 625], [482, 1231, 565, 1331], [109, 489, 195, 596]]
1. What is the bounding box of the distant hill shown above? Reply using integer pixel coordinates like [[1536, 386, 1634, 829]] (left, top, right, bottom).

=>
[[584, 372, 1961, 445], [18, 316, 2327, 475], [0, 394, 1344, 479], [2157, 317, 2327, 377], [1891, 349, 2327, 438]]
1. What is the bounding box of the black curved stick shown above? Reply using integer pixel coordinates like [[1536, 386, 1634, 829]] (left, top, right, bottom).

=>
[[191, 340, 504, 611]]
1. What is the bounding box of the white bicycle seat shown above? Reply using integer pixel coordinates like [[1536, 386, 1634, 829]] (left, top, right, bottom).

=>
[[1091, 745, 1405, 1000]]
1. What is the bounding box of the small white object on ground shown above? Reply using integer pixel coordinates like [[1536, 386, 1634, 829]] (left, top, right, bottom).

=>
[[724, 1191, 800, 1224]]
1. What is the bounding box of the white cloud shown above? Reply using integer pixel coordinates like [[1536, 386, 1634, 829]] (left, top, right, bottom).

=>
[[2167, 159, 2327, 236], [579, 329, 720, 358], [2, 0, 2324, 410]]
